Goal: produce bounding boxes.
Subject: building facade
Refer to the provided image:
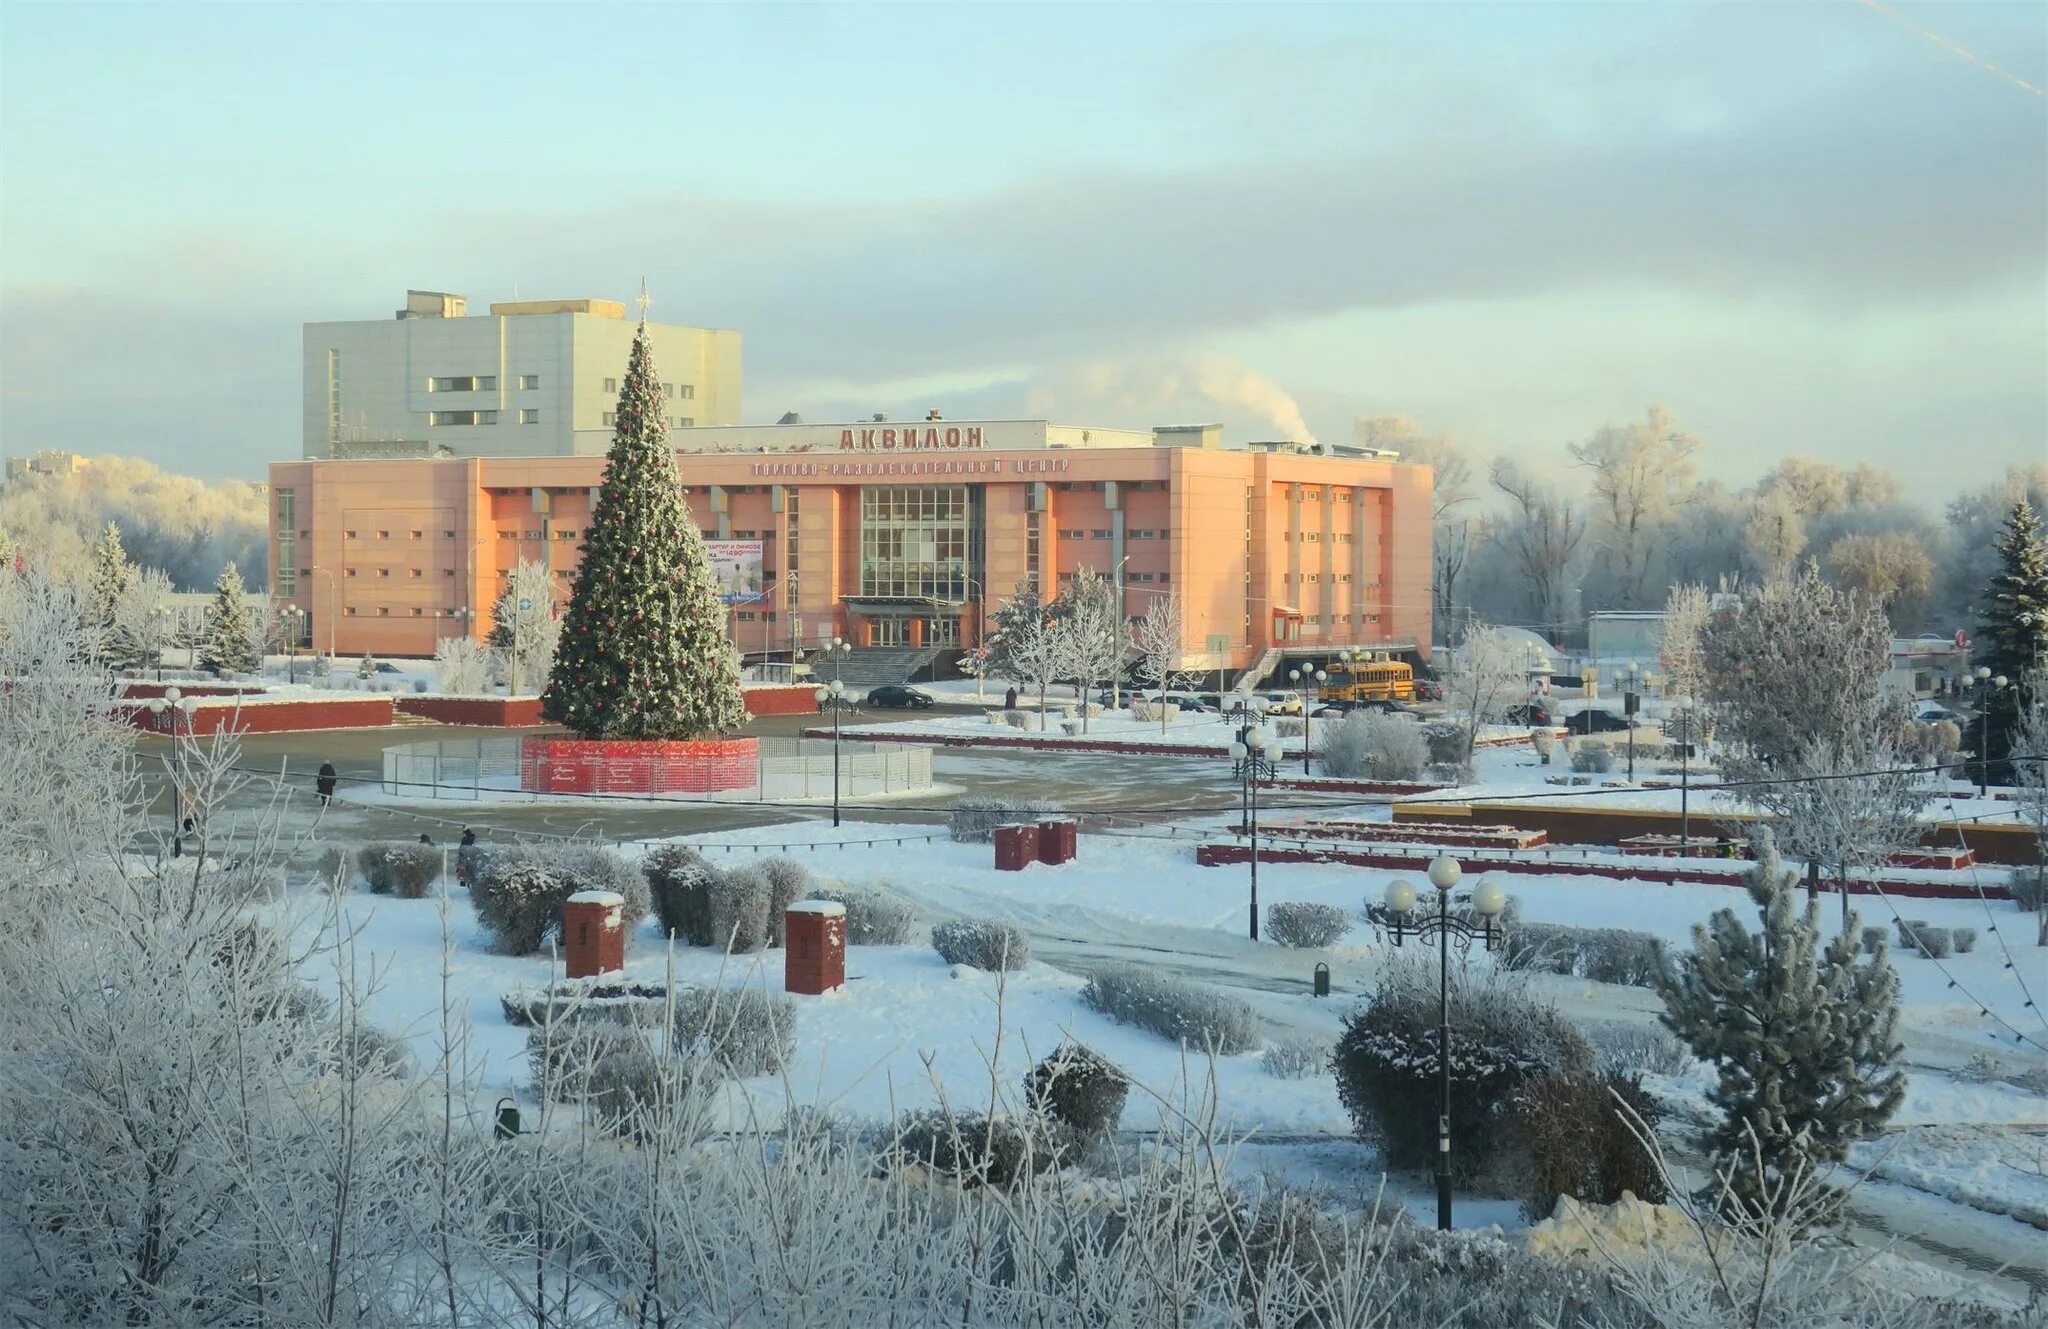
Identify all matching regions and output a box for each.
[267,420,1432,673]
[302,290,741,460]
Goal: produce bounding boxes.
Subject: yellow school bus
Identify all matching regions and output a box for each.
[1319,658,1414,703]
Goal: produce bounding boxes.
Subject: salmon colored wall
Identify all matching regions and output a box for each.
[273,449,1434,665]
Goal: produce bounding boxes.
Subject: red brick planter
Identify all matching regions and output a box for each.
[1258,775,1450,797]
[396,696,547,727]
[518,735,759,795]
[123,696,394,735]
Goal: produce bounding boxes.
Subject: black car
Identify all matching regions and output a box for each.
[1504,703,1553,726]
[866,684,935,710]
[1564,708,1636,735]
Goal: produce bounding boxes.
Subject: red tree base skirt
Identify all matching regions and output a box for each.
[519,736,758,795]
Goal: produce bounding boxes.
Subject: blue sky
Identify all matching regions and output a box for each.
[2,1,2042,492]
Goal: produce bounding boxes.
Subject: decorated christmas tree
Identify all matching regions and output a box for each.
[541,320,747,740]
[199,562,259,675]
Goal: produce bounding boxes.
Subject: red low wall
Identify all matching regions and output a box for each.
[743,686,819,717]
[395,696,547,727]
[1193,842,2009,901]
[124,697,394,735]
[518,735,759,794]
[120,681,262,700]
[802,727,1240,757]
[1260,775,1450,796]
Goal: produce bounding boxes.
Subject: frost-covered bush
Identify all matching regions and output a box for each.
[1589,1024,1693,1079]
[314,844,351,890]
[948,795,1057,843]
[1023,1040,1128,1140]
[1263,901,1350,948]
[1318,712,1424,780]
[759,855,810,947]
[2012,868,2046,912]
[1272,717,1304,739]
[550,845,650,930]
[1260,1034,1332,1080]
[708,864,771,953]
[355,843,395,894]
[1915,927,1953,958]
[1570,742,1615,774]
[1895,918,1932,949]
[432,635,492,696]
[1420,719,1469,765]
[1001,709,1031,730]
[808,884,918,945]
[931,917,1031,970]
[670,986,796,1077]
[472,848,576,954]
[378,843,443,899]
[1080,964,1259,1054]
[1502,921,1661,988]
[1950,926,1977,954]
[1514,1069,1666,1220]
[1334,957,1592,1176]
[644,843,716,945]
[1859,925,1888,955]
[887,1110,1051,1187]
[1316,712,1373,778]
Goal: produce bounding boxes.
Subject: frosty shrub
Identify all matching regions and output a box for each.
[580,1035,672,1139]
[355,842,395,893]
[1260,1034,1332,1080]
[550,845,650,931]
[1570,743,1615,774]
[2012,868,2046,912]
[1420,719,1470,766]
[1589,1025,1693,1079]
[1915,927,1953,958]
[1316,711,1372,778]
[376,842,442,899]
[1263,901,1350,948]
[1894,917,1932,949]
[1272,717,1305,739]
[1315,711,1425,780]
[1426,760,1472,785]
[931,917,1031,970]
[708,864,771,953]
[1513,1070,1666,1221]
[1950,926,1977,954]
[1001,709,1030,730]
[948,795,1057,843]
[808,884,918,945]
[1080,964,1260,1054]
[528,1021,646,1103]
[1023,1040,1128,1140]
[1859,925,1887,955]
[1503,922,1661,988]
[643,842,716,945]
[1371,1219,1646,1328]
[887,1110,1050,1188]
[671,986,796,1077]
[313,843,351,890]
[1334,956,1592,1176]
[471,846,577,954]
[759,855,811,947]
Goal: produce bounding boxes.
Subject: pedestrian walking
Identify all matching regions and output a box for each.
[456,828,479,889]
[1004,685,1018,710]
[316,761,338,807]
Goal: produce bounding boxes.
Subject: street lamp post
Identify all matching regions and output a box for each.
[1289,666,1327,775]
[813,678,846,827]
[152,604,172,681]
[1973,667,2010,796]
[147,688,188,857]
[1367,856,1509,1231]
[282,605,304,683]
[307,567,339,659]
[1110,556,1133,709]
[1611,662,1642,782]
[830,636,851,687]
[1228,714,1284,941]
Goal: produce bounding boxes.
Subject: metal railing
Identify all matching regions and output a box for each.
[380,735,932,803]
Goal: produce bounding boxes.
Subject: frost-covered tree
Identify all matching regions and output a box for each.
[1825,530,1933,626]
[2012,675,2048,946]
[1742,490,1806,580]
[1442,619,1535,766]
[109,565,174,674]
[1489,459,1584,630]
[486,558,560,694]
[1569,405,1700,610]
[1054,566,1124,729]
[990,580,1070,716]
[198,560,259,675]
[542,321,747,740]
[1658,828,1904,1221]
[1977,498,2048,689]
[432,635,493,696]
[1131,590,1195,731]
[84,521,136,664]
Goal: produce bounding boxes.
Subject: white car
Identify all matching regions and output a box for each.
[1913,702,1962,725]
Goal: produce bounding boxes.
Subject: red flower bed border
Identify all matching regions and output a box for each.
[1191,842,2008,901]
[518,735,759,795]
[123,697,394,735]
[800,727,1244,758]
[396,696,547,728]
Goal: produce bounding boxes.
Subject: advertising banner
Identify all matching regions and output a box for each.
[705,540,765,604]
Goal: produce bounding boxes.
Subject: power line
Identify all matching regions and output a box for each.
[1854,0,2045,98]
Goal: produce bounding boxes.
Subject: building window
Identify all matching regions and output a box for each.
[444,569,455,577]
[603,411,616,427]
[409,530,422,540]
[429,410,498,426]
[408,569,423,579]
[345,607,357,616]
[681,385,696,400]
[660,383,674,398]
[346,568,358,578]
[377,569,391,579]
[678,417,694,428]
[520,408,541,424]
[377,530,390,540]
[519,374,539,390]
[411,608,424,617]
[377,607,389,617]
[344,530,357,541]
[859,485,974,601]
[737,611,756,622]
[1091,529,1111,539]
[428,375,495,392]
[603,378,618,394]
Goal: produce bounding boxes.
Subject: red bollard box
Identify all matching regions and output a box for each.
[1036,818,1078,865]
[993,822,1041,871]
[563,890,627,979]
[785,901,846,996]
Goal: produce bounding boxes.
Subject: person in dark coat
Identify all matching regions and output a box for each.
[1004,685,1018,710]
[456,828,480,888]
[316,761,338,806]
[418,832,434,845]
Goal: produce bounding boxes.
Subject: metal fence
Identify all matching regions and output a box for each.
[381,735,931,803]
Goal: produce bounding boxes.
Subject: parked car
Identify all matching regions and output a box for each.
[866,684,935,710]
[1913,702,1963,725]
[1563,708,1636,735]
[1504,703,1553,726]
[1258,690,1305,715]
[1413,679,1444,702]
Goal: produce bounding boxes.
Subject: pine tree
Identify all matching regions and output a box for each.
[541,321,746,740]
[86,522,136,665]
[1979,498,2048,686]
[1657,828,1904,1221]
[198,562,259,675]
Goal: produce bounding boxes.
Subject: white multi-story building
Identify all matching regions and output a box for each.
[301,290,741,460]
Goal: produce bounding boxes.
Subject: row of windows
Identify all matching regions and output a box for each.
[1284,531,1359,543]
[1284,572,1362,584]
[1300,613,1383,625]
[1053,527,1174,540]
[601,412,695,428]
[430,410,498,426]
[600,379,695,399]
[428,374,547,392]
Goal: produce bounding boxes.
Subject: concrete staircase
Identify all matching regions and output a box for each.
[818,645,945,689]
[1233,646,1285,693]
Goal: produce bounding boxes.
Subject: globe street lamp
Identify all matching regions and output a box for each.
[829,636,852,687]
[1973,667,2010,796]
[282,605,305,683]
[1229,720,1286,941]
[1367,854,1509,1231]
[1610,661,1642,782]
[814,678,846,827]
[1289,666,1327,775]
